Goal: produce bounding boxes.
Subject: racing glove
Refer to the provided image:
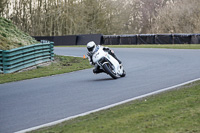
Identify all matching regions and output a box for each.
[87,52,94,65]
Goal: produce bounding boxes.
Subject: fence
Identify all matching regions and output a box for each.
[33,34,103,46]
[104,34,200,45]
[33,34,200,46]
[0,42,54,74]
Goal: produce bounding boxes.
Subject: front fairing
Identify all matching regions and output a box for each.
[91,46,124,76]
[92,46,105,63]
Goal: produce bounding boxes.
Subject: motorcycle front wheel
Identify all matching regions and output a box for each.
[102,63,118,79]
[120,70,126,77]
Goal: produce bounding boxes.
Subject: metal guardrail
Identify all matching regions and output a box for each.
[0,42,54,74]
[0,50,3,74]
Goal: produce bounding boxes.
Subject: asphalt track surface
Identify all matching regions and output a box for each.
[0,47,200,133]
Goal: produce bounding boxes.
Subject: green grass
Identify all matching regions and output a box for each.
[56,44,200,49]
[0,55,92,84]
[30,80,200,133]
[0,17,38,50]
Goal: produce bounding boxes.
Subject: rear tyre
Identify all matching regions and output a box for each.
[102,63,118,79]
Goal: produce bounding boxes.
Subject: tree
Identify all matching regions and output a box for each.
[1,0,199,35]
[152,0,200,33]
[0,0,7,14]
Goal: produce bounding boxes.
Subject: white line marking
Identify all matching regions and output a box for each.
[15,78,200,133]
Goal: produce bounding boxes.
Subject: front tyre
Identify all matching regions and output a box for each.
[102,63,118,79]
[120,70,126,77]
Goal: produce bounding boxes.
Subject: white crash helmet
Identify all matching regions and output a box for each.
[87,41,96,53]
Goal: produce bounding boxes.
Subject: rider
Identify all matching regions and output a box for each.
[87,41,122,74]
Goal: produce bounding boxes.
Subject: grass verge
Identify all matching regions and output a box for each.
[30,80,200,133]
[0,17,38,50]
[0,55,92,84]
[56,44,200,49]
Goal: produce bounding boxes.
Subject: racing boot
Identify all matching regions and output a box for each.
[93,65,104,74]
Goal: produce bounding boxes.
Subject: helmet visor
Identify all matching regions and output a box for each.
[87,45,95,52]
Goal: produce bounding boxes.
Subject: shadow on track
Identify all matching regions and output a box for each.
[92,77,114,81]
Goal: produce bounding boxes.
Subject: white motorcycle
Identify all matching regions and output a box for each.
[88,46,126,79]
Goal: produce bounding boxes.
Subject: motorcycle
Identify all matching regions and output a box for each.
[87,46,126,79]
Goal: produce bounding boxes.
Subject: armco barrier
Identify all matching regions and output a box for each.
[0,50,3,73]
[0,42,54,74]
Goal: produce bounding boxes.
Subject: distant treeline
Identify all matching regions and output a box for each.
[0,0,200,36]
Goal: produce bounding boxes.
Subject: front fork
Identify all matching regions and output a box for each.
[97,57,109,73]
